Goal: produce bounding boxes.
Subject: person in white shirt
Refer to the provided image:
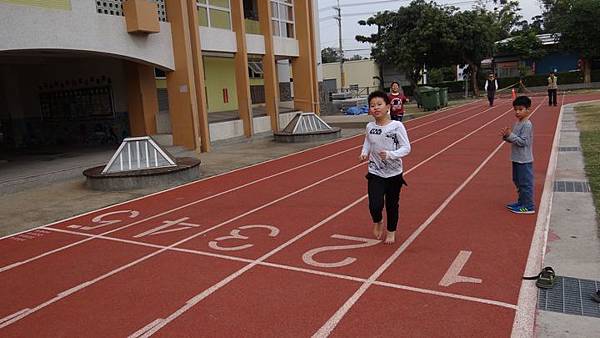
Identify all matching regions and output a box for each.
[359,91,411,244]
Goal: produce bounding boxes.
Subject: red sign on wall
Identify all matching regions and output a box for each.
[223,88,228,103]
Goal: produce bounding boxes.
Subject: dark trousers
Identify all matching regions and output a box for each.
[512,162,535,209]
[548,89,557,106]
[487,90,496,106]
[367,173,405,231]
[391,113,403,122]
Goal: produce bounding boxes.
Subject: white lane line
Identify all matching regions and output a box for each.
[0,101,511,330]
[0,146,361,273]
[375,281,517,310]
[131,103,519,337]
[312,100,544,337]
[0,99,479,243]
[0,130,364,242]
[0,309,30,326]
[46,220,517,312]
[0,162,368,329]
[0,101,496,273]
[136,198,368,338]
[128,319,164,338]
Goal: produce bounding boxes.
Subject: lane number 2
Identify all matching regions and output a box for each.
[302,234,380,268]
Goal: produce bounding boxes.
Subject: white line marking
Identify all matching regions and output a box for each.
[135,198,369,338]
[302,234,380,268]
[128,318,164,338]
[0,162,368,328]
[0,308,30,326]
[0,101,508,330]
[313,101,545,337]
[131,103,520,337]
[0,101,493,272]
[375,281,516,310]
[438,250,482,287]
[0,129,365,242]
[44,224,517,311]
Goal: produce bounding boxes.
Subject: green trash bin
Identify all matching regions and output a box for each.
[420,87,439,111]
[439,87,448,107]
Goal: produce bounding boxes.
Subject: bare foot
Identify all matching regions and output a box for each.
[384,231,395,244]
[373,221,383,240]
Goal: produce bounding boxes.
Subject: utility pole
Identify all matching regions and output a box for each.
[334,0,345,90]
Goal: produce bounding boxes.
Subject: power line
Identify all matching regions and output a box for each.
[319,0,478,17]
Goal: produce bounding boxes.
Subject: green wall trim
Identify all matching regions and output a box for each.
[1,0,71,10]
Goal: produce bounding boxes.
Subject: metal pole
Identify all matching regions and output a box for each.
[334,0,345,90]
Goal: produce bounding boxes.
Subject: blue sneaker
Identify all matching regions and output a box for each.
[506,202,520,209]
[508,205,535,214]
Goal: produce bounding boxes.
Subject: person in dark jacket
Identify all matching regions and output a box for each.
[484,73,498,107]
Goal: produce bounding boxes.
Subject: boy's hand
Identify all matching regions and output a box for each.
[500,127,511,137]
[378,151,388,160]
[359,154,368,162]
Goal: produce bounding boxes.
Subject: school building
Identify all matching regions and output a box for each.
[0,0,321,152]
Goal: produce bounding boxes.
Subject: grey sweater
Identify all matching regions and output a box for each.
[504,119,533,163]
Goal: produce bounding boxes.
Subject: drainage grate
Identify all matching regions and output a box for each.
[561,129,580,132]
[558,147,581,152]
[538,276,600,318]
[562,119,576,122]
[553,181,591,192]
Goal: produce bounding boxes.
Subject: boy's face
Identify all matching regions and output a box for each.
[369,97,389,118]
[391,83,399,92]
[514,105,530,120]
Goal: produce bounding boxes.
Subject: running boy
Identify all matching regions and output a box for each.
[501,95,535,214]
[359,91,411,244]
[388,81,409,121]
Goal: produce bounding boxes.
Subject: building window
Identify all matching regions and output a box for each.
[271,0,294,38]
[96,0,168,22]
[197,0,232,30]
[248,60,264,79]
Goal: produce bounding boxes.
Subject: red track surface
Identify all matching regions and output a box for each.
[1,94,598,337]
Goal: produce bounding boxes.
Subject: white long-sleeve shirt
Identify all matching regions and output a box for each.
[360,120,411,178]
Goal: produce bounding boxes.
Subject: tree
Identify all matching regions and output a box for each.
[448,9,498,96]
[355,1,456,88]
[543,0,600,83]
[346,54,363,61]
[321,47,341,64]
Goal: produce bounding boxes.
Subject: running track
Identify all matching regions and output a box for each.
[1,93,598,337]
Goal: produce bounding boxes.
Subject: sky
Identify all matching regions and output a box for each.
[317,0,545,58]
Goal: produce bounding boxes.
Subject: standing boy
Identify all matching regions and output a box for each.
[360,91,411,244]
[484,73,498,107]
[388,81,409,121]
[501,96,535,214]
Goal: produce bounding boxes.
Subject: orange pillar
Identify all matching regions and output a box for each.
[291,0,318,113]
[186,0,211,152]
[164,0,201,150]
[258,0,280,132]
[126,62,158,136]
[231,0,253,137]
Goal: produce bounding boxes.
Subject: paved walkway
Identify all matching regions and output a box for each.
[536,101,600,337]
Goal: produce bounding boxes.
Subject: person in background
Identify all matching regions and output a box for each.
[484,73,498,107]
[388,81,409,121]
[547,71,558,106]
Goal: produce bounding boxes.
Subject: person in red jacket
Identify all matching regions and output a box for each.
[388,81,409,121]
